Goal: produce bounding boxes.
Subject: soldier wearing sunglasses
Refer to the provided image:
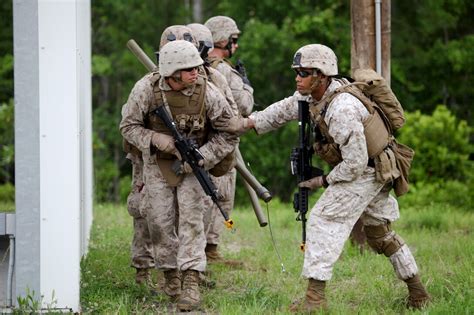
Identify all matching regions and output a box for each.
[216,44,430,312]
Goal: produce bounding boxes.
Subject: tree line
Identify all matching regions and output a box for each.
[0,0,472,204]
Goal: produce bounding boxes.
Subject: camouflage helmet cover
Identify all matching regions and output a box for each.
[291,44,338,76]
[204,16,241,43]
[159,40,204,77]
[159,25,198,49]
[187,23,214,49]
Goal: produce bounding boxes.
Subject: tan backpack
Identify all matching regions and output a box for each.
[351,69,412,196]
[351,68,405,132]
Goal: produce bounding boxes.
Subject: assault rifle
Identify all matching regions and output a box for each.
[154,105,234,229]
[290,100,324,251]
[235,59,251,86]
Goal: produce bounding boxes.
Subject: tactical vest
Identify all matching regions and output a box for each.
[146,73,208,157]
[310,78,401,185]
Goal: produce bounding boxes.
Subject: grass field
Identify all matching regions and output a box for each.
[80,191,474,314]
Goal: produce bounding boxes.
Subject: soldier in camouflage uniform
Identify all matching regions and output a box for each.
[187,22,242,265]
[123,149,155,285]
[218,44,430,311]
[203,15,253,262]
[122,24,202,288]
[120,40,238,311]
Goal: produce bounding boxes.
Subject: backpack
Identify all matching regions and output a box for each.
[351,68,405,132]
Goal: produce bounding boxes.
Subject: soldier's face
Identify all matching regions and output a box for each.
[180,66,199,85]
[295,68,314,95]
[230,36,239,54]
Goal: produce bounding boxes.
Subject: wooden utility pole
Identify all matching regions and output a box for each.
[351,0,391,84]
[349,0,391,252]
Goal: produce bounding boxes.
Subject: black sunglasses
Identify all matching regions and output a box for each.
[294,69,313,78]
[231,37,239,44]
[181,66,199,72]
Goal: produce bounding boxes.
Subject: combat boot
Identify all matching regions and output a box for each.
[177,270,201,311]
[404,274,430,309]
[205,243,243,267]
[163,269,181,302]
[289,279,327,313]
[135,268,153,286]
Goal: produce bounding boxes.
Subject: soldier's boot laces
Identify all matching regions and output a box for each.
[205,244,243,267]
[177,270,201,312]
[405,274,431,309]
[289,279,327,313]
[163,269,181,302]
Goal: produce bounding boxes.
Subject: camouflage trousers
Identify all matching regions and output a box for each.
[141,160,207,272]
[203,168,236,245]
[302,167,418,281]
[127,155,154,269]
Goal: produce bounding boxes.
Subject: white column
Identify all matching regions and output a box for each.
[14,0,91,312]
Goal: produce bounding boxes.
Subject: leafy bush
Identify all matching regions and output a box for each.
[397,105,473,183]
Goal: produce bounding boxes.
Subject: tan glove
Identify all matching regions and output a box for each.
[214,116,253,135]
[179,159,205,174]
[298,176,328,190]
[151,133,179,157]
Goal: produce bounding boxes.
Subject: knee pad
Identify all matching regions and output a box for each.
[364,223,405,257]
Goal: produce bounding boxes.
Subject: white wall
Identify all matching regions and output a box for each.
[14,0,92,312]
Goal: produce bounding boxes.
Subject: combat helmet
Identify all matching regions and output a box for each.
[291,44,338,76]
[159,40,204,77]
[159,25,198,49]
[187,23,214,50]
[204,16,240,43]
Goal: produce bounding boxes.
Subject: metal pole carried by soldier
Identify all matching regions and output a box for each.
[120,40,238,311]
[217,44,431,312]
[203,15,255,263]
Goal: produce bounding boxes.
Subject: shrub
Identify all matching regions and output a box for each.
[397,105,473,183]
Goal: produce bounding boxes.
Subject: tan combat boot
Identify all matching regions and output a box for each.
[135,268,152,286]
[205,243,243,267]
[289,279,327,313]
[177,270,201,311]
[163,269,181,302]
[405,274,431,309]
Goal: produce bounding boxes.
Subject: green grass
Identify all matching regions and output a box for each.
[81,197,474,314]
[0,201,14,212]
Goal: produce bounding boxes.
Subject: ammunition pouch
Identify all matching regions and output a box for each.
[373,146,400,185]
[156,156,183,187]
[313,142,342,167]
[391,140,415,196]
[365,223,405,257]
[209,150,236,177]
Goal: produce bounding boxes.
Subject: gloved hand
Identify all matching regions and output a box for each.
[151,133,180,158]
[298,176,328,190]
[214,116,253,135]
[178,159,205,174]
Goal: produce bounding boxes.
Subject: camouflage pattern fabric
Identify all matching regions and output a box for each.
[213,61,254,117]
[126,152,154,269]
[203,168,237,245]
[120,73,238,272]
[250,79,420,281]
